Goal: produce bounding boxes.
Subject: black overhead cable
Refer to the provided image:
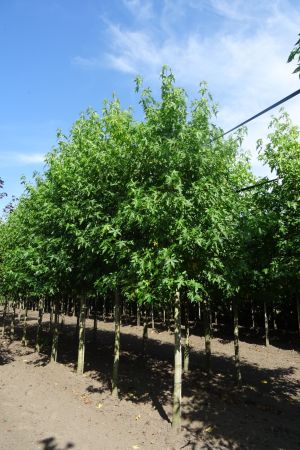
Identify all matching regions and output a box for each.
[215,88,300,141]
[236,177,279,193]
[216,88,300,193]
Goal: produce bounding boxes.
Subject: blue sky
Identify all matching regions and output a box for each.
[1,0,299,211]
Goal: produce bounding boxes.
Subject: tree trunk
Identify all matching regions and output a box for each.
[233,298,242,386]
[172,290,182,432]
[272,303,277,331]
[35,298,44,352]
[112,290,120,397]
[51,299,59,362]
[296,297,300,338]
[93,300,98,342]
[250,299,255,329]
[204,300,212,375]
[10,303,15,341]
[49,299,54,332]
[103,296,106,322]
[142,309,148,356]
[183,300,190,373]
[151,305,154,329]
[136,303,141,327]
[22,302,28,346]
[264,300,269,347]
[77,296,86,375]
[1,300,7,337]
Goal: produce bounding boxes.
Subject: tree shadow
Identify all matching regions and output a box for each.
[9,312,300,450]
[38,437,74,450]
[0,341,14,365]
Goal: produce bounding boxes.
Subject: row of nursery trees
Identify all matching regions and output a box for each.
[0,69,299,431]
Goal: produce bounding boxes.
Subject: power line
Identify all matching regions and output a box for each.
[236,177,279,193]
[216,88,300,141]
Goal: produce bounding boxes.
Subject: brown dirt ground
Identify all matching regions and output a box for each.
[0,310,299,450]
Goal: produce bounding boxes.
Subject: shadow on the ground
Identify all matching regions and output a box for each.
[38,437,75,450]
[7,312,300,450]
[0,340,14,365]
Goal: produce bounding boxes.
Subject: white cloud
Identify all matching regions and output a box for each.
[0,152,45,166]
[17,153,45,164]
[122,0,154,21]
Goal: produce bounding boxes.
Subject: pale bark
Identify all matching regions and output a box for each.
[183,300,190,373]
[103,297,107,322]
[142,309,148,356]
[49,299,54,332]
[172,290,182,432]
[233,298,242,386]
[112,290,120,397]
[204,301,212,375]
[264,300,269,347]
[1,300,7,337]
[93,300,97,342]
[77,296,86,375]
[250,299,255,329]
[51,299,59,362]
[136,303,141,327]
[35,298,44,352]
[22,302,28,346]
[151,305,154,329]
[10,302,15,341]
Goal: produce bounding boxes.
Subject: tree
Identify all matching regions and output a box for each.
[287,33,300,77]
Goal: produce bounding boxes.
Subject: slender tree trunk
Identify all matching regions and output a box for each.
[204,300,212,375]
[10,303,15,341]
[93,300,98,342]
[296,297,300,338]
[142,309,148,356]
[35,298,44,352]
[264,300,269,347]
[103,296,106,322]
[183,300,190,373]
[250,299,255,329]
[272,302,277,331]
[112,290,120,397]
[163,308,166,325]
[51,299,59,362]
[151,305,154,330]
[22,302,28,346]
[233,298,242,386]
[1,300,7,337]
[172,290,182,432]
[77,296,86,375]
[18,301,22,323]
[136,303,141,327]
[198,302,201,321]
[49,298,54,333]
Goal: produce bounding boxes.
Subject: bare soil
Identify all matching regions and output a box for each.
[0,311,299,450]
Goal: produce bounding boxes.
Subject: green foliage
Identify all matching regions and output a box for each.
[1,68,298,322]
[287,33,300,76]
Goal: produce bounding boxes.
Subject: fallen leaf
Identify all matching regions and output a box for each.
[261,380,268,384]
[135,414,141,421]
[96,403,103,409]
[132,446,140,449]
[204,426,213,433]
